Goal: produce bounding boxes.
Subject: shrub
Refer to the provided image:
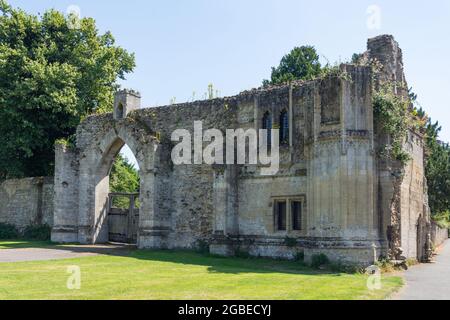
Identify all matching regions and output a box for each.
[195,239,210,255]
[0,223,19,240]
[284,237,297,248]
[23,224,51,241]
[294,251,305,262]
[373,84,412,164]
[311,253,330,269]
[234,248,251,259]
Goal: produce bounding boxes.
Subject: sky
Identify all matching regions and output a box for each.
[8,0,450,166]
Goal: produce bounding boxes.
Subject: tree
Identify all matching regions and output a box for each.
[424,118,450,217]
[0,1,135,179]
[110,154,140,209]
[413,93,450,219]
[110,154,140,194]
[263,45,322,86]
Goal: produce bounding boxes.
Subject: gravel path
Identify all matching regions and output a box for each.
[394,240,450,300]
[0,244,135,263]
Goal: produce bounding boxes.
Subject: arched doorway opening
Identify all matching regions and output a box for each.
[53,117,163,248]
[89,136,146,245]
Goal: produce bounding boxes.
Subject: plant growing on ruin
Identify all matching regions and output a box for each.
[284,237,297,248]
[55,136,76,149]
[373,84,412,164]
[263,45,354,88]
[263,45,322,86]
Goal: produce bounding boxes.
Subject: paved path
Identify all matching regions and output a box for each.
[0,244,135,263]
[394,240,450,300]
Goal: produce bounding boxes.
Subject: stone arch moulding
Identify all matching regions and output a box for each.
[52,118,169,249]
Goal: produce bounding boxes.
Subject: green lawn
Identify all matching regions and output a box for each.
[0,242,403,300]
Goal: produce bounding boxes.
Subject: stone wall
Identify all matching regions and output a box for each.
[51,60,382,265]
[400,130,427,259]
[0,177,54,230]
[431,221,449,248]
[49,34,433,266]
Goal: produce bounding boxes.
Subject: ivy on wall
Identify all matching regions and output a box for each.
[373,84,412,164]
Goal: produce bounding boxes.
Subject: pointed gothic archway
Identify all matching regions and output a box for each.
[77,123,161,246]
[52,109,170,249]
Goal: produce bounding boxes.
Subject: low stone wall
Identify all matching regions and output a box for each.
[431,221,449,247]
[0,177,54,230]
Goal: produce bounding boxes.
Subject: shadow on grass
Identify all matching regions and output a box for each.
[0,240,343,276]
[129,249,343,277]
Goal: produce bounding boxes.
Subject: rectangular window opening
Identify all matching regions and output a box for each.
[292,201,302,231]
[275,200,287,231]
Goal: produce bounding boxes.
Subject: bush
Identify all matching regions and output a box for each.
[375,259,396,273]
[234,248,251,259]
[294,251,305,262]
[22,224,51,241]
[195,239,210,255]
[311,253,330,269]
[284,237,297,248]
[0,223,19,240]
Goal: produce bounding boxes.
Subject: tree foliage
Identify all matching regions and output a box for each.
[0,1,135,179]
[423,117,450,216]
[263,45,322,86]
[410,89,450,218]
[110,154,140,194]
[110,154,140,209]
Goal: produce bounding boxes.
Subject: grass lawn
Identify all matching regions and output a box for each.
[0,241,403,300]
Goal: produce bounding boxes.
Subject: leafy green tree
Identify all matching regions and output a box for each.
[110,154,140,194]
[263,46,322,86]
[413,92,450,219]
[110,154,140,209]
[423,118,450,216]
[0,1,135,179]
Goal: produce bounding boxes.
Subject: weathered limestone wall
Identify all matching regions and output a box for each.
[51,64,390,264]
[0,177,54,230]
[431,222,449,248]
[51,144,79,242]
[49,34,432,266]
[400,130,427,259]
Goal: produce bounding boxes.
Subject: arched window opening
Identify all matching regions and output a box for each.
[262,112,272,148]
[280,110,289,145]
[117,103,124,119]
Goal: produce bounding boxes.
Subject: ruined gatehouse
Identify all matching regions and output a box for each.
[49,35,437,265]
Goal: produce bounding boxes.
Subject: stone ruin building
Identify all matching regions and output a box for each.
[45,35,444,265]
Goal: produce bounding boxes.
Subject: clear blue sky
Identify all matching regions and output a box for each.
[9,0,450,165]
